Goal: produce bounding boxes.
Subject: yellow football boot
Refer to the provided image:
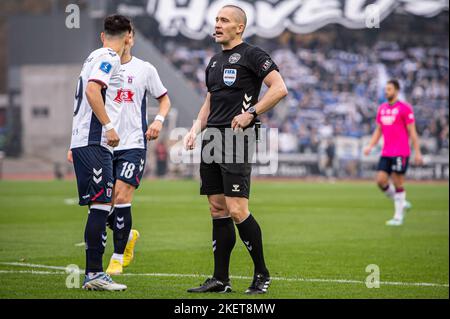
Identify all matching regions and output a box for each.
[123,229,140,268]
[106,258,123,275]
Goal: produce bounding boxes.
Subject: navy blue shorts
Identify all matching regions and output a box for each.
[113,148,146,189]
[72,145,114,206]
[377,156,410,175]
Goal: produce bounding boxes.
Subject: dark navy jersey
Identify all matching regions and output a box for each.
[205,42,279,127]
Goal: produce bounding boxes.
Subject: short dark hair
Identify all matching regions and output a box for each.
[387,79,400,91]
[222,5,247,27]
[104,14,132,36]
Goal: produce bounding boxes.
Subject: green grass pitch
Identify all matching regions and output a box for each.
[0,179,448,299]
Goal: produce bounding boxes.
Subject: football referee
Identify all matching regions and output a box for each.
[184,5,287,294]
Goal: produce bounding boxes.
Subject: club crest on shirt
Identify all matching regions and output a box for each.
[229,53,241,64]
[128,76,134,84]
[223,69,237,86]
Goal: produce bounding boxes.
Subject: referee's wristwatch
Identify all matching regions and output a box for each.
[247,106,258,119]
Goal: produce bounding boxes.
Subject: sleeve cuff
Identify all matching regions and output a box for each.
[156,91,168,99]
[88,79,108,88]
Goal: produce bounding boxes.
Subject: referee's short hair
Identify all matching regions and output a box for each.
[387,79,400,91]
[222,4,247,27]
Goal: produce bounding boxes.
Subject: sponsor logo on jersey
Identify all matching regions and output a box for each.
[223,69,237,86]
[261,59,273,71]
[229,53,241,64]
[114,88,135,103]
[380,115,397,125]
[99,61,112,74]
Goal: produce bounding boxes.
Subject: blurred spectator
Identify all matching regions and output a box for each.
[149,14,448,155]
[155,142,168,177]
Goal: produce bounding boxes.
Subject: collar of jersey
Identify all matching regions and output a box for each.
[222,42,246,52]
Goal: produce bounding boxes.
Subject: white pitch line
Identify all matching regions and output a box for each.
[0,262,71,271]
[0,262,448,288]
[0,270,65,275]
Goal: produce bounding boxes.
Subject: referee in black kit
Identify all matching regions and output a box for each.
[184,5,287,294]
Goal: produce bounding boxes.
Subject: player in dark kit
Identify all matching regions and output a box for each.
[184,5,288,294]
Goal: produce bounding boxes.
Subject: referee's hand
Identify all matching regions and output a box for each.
[232,112,253,131]
[184,131,197,150]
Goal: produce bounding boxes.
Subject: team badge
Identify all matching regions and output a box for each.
[229,53,241,64]
[128,76,134,84]
[99,61,112,74]
[223,69,237,86]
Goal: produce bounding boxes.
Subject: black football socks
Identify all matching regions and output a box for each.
[212,217,236,282]
[236,214,269,276]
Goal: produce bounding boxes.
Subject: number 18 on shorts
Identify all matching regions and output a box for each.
[113,149,147,188]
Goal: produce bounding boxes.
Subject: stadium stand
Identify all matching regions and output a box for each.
[149,14,449,156]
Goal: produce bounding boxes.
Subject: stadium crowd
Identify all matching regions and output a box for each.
[157,16,449,156]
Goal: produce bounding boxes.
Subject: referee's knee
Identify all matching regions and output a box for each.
[209,203,229,219]
[227,205,249,224]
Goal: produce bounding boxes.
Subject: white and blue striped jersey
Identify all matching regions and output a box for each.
[114,56,167,151]
[70,47,123,152]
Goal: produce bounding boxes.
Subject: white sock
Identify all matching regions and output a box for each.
[128,230,134,242]
[111,253,124,264]
[394,191,406,220]
[384,184,395,200]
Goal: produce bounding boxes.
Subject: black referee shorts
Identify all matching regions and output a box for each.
[200,127,256,199]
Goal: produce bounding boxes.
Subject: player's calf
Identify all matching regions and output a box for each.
[376,171,395,200]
